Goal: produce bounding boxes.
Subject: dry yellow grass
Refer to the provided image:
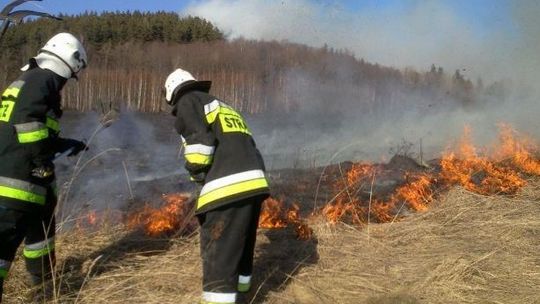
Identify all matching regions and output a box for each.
[3,180,540,303]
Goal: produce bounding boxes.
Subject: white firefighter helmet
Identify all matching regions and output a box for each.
[25,32,88,79]
[164,68,211,105]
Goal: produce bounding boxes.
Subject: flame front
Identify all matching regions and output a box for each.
[80,124,539,239]
[320,123,540,227]
[440,125,527,195]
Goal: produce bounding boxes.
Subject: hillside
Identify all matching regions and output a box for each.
[0,12,497,114]
[3,181,539,303]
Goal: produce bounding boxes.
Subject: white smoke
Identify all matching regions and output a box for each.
[185,0,538,84]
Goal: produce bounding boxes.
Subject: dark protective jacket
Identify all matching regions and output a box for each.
[173,90,270,214]
[0,62,68,212]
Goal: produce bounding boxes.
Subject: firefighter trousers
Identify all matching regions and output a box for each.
[0,193,56,303]
[197,195,264,304]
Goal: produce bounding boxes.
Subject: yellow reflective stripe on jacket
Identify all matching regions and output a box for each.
[0,177,47,205]
[2,87,20,98]
[46,116,60,132]
[198,170,268,209]
[23,239,55,259]
[184,143,215,165]
[0,186,46,205]
[14,122,49,143]
[185,153,214,165]
[17,128,49,143]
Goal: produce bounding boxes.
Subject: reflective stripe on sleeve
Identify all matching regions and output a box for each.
[24,237,55,259]
[185,144,215,156]
[198,170,268,208]
[0,177,47,205]
[46,116,60,132]
[14,122,49,143]
[184,144,215,165]
[202,291,236,304]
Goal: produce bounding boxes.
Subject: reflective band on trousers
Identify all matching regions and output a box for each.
[185,143,215,165]
[24,237,55,259]
[238,275,251,284]
[0,259,11,279]
[14,122,49,143]
[202,291,236,304]
[198,170,268,209]
[237,275,252,292]
[0,176,47,205]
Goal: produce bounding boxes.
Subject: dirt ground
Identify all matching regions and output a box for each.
[3,177,539,303]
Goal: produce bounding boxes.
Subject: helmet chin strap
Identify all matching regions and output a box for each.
[39,49,78,79]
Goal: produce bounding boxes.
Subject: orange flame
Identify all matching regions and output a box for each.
[259,198,313,239]
[494,123,540,175]
[391,174,435,212]
[321,162,379,225]
[87,210,97,226]
[127,193,196,236]
[321,124,540,227]
[440,126,526,195]
[259,197,288,229]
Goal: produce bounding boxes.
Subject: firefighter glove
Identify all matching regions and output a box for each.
[190,173,206,184]
[32,164,54,179]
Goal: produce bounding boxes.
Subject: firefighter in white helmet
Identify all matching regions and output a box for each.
[0,32,88,302]
[165,68,270,304]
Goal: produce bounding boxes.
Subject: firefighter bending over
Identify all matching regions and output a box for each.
[0,33,88,302]
[165,69,270,304]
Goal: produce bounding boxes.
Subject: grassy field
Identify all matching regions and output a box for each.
[3,180,540,303]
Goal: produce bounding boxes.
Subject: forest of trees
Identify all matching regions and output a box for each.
[0,12,503,114]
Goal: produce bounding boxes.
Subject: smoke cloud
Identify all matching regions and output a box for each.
[185,0,538,85]
[183,0,540,168]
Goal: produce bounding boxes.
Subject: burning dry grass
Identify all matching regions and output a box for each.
[3,181,539,303]
[280,185,540,304]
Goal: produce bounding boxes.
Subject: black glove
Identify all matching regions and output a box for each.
[32,163,55,179]
[190,172,206,184]
[57,138,88,157]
